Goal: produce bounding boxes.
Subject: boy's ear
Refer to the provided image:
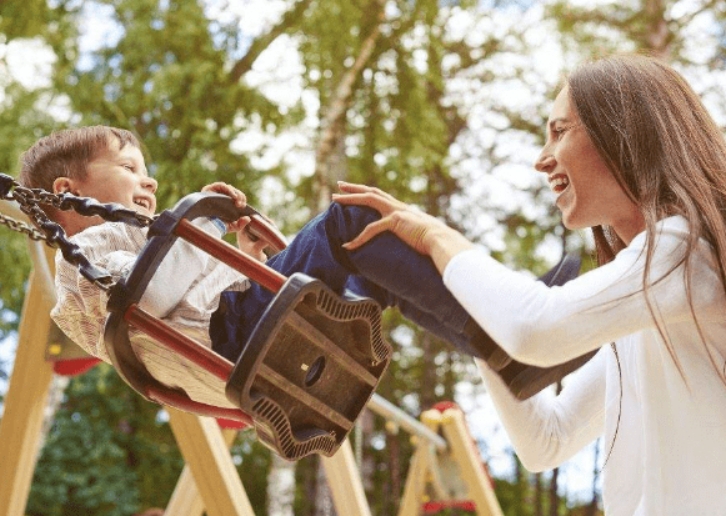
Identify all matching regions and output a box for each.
[52,177,75,194]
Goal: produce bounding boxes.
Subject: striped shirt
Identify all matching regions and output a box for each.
[52,219,249,407]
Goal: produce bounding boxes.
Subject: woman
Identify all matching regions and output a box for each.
[333,54,726,515]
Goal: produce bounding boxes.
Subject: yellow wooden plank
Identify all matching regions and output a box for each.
[439,409,504,516]
[167,409,255,516]
[320,439,372,516]
[0,264,56,516]
[397,437,433,516]
[164,428,238,516]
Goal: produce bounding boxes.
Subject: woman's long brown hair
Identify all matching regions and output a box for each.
[568,54,726,381]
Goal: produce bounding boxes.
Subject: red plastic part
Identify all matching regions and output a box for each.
[431,400,459,413]
[422,500,476,514]
[52,357,101,377]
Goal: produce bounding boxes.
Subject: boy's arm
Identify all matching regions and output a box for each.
[139,217,225,316]
[52,219,225,362]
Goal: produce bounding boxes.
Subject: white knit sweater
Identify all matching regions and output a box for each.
[443,216,726,515]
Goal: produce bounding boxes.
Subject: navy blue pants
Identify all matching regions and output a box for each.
[210,203,481,361]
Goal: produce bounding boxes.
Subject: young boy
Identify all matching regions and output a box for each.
[19,126,505,383]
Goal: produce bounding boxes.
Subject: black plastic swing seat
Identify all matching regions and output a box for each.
[102,192,391,461]
[226,272,390,460]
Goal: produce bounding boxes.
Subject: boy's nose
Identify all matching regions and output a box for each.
[143,176,158,193]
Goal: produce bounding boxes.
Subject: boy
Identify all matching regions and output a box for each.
[19,126,505,387]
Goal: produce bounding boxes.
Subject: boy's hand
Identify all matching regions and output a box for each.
[200,182,267,261]
[202,182,247,209]
[230,216,268,262]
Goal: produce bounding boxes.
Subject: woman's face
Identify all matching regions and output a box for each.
[535,85,644,243]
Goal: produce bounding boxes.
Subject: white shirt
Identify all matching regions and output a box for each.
[443,216,726,515]
[52,219,249,407]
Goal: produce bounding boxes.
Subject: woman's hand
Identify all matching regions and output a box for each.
[332,182,475,272]
[331,182,442,254]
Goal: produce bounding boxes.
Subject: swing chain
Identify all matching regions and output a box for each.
[0,212,48,241]
[1,173,156,291]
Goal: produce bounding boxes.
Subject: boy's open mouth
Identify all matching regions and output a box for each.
[134,198,152,210]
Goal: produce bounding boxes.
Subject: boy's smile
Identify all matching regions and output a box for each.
[55,137,157,218]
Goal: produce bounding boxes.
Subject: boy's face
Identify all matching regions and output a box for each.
[57,137,157,218]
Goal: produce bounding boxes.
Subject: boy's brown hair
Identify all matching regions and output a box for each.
[17,125,140,221]
[19,125,140,191]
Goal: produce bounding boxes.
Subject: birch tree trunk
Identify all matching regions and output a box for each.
[267,453,297,516]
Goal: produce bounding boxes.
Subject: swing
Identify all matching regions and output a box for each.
[103,192,391,460]
[1,172,594,459]
[1,173,391,461]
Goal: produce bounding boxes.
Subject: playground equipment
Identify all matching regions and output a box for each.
[2,174,392,460]
[0,192,504,516]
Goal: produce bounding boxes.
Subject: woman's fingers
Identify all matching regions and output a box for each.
[334,182,437,253]
[335,182,407,210]
[342,218,391,250]
[342,211,431,254]
[332,191,405,216]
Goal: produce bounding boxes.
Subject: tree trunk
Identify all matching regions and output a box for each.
[586,440,601,516]
[313,1,385,213]
[267,453,296,516]
[548,467,559,516]
[314,459,335,516]
[643,0,671,59]
[533,472,543,516]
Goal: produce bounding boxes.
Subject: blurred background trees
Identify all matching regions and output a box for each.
[1,0,724,514]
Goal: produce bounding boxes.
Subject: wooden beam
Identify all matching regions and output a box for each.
[438,409,503,516]
[0,246,57,516]
[166,408,255,516]
[320,439,372,516]
[164,428,239,516]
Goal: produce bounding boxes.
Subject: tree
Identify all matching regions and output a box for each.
[4,0,725,513]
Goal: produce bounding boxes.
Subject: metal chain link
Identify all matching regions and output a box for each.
[0,212,47,241]
[1,173,157,291]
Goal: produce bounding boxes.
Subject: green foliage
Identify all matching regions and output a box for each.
[3,0,724,514]
[0,0,49,40]
[0,84,63,336]
[27,365,184,516]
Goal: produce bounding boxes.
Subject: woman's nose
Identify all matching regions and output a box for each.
[535,151,555,173]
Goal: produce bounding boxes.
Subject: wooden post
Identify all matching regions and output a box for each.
[164,428,239,516]
[396,438,433,516]
[320,439,372,516]
[0,246,57,516]
[166,408,255,516]
[436,408,504,516]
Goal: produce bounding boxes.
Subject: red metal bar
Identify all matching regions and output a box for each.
[146,386,253,427]
[175,218,286,293]
[124,305,233,382]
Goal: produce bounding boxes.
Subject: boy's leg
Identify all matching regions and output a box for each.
[210,203,499,361]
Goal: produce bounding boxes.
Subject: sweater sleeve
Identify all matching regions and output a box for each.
[442,218,723,367]
[476,348,606,472]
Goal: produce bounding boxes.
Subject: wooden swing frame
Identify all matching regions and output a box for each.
[0,197,505,516]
